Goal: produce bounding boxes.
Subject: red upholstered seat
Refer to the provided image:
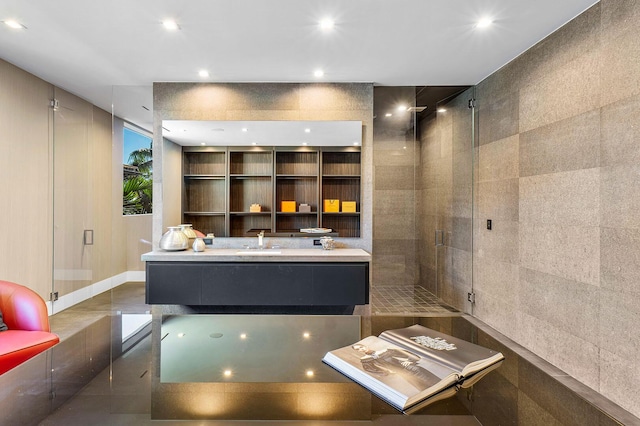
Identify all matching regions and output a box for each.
[0,280,59,375]
[0,330,59,374]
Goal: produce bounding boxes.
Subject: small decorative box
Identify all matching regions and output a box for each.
[324,199,340,212]
[250,203,261,212]
[281,201,296,212]
[299,203,311,213]
[342,201,356,212]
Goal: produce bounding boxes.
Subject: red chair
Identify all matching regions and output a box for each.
[0,280,59,375]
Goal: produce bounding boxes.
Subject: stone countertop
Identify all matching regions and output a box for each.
[141,248,371,262]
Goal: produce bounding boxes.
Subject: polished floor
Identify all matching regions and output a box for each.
[39,283,478,425]
[35,283,637,425]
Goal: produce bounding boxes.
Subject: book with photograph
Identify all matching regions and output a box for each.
[322,324,504,414]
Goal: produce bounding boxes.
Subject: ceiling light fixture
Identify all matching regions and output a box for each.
[304,128,311,133]
[397,105,407,112]
[3,20,26,29]
[476,17,493,28]
[242,128,248,132]
[162,19,180,30]
[314,69,324,78]
[319,18,334,31]
[302,142,308,146]
[437,108,447,113]
[385,113,392,117]
[199,70,210,78]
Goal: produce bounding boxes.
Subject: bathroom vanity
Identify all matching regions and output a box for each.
[141,248,371,306]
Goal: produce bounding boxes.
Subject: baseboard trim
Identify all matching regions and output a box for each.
[47,271,146,315]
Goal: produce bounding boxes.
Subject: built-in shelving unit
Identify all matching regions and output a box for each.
[182,146,361,237]
[182,148,227,237]
[321,151,361,238]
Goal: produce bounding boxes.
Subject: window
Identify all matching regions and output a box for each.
[123,125,153,215]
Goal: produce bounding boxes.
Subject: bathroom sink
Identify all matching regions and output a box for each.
[235,250,282,255]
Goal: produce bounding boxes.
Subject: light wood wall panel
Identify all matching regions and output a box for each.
[0,59,53,300]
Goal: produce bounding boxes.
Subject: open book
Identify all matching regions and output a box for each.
[322,324,504,414]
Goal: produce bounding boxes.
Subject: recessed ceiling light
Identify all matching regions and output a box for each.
[240,333,247,339]
[251,142,257,146]
[319,18,334,31]
[437,108,447,113]
[200,142,206,146]
[304,128,311,133]
[303,332,310,339]
[385,113,392,117]
[242,128,248,132]
[353,142,360,146]
[476,17,493,28]
[314,69,324,78]
[162,19,180,30]
[397,105,408,112]
[199,70,210,78]
[302,142,308,146]
[306,370,314,377]
[3,20,26,29]
[223,370,232,377]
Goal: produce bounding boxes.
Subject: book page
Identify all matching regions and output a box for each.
[323,335,459,409]
[379,324,504,377]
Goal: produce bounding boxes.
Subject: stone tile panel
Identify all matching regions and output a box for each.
[478,135,519,182]
[519,109,600,177]
[520,222,600,286]
[519,168,600,227]
[519,50,600,133]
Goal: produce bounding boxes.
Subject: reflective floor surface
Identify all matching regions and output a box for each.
[4,282,632,425]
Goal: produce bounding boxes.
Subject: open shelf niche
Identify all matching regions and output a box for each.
[182,146,361,237]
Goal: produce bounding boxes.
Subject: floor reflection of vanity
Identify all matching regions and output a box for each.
[142,248,371,307]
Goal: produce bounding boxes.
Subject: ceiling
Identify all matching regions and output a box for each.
[0,0,597,131]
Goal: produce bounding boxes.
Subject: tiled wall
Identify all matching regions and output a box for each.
[372,87,419,287]
[473,1,640,417]
[152,83,374,252]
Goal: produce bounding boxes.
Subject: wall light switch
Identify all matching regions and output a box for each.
[487,220,492,230]
[83,229,94,245]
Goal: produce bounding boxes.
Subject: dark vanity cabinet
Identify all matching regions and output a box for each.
[145,261,369,306]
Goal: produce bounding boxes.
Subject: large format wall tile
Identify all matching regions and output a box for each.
[478,92,519,146]
[519,50,600,133]
[520,223,599,286]
[600,15,640,106]
[518,313,600,390]
[598,288,640,362]
[600,95,640,167]
[478,135,519,182]
[519,168,599,227]
[473,291,519,341]
[373,165,417,190]
[514,3,601,93]
[476,220,519,264]
[599,349,640,420]
[473,257,519,307]
[519,267,599,346]
[478,178,519,222]
[519,109,600,177]
[600,227,640,295]
[600,164,640,230]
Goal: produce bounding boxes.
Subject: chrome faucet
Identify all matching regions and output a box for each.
[257,230,264,249]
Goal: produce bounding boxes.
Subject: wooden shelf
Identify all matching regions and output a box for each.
[182,146,361,238]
